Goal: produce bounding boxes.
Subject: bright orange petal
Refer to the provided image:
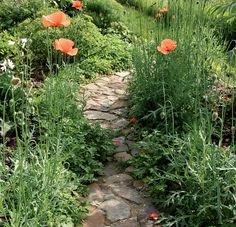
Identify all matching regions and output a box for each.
[67,48,78,56]
[58,39,74,52]
[159,8,168,13]
[42,16,54,27]
[54,39,61,50]
[62,19,70,27]
[47,11,70,27]
[157,46,169,54]
[161,39,177,51]
[72,1,83,10]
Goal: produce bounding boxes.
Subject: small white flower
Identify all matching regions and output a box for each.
[8,40,15,45]
[21,38,28,48]
[0,59,15,72]
[7,59,15,70]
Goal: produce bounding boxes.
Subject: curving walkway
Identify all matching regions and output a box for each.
[80,72,159,227]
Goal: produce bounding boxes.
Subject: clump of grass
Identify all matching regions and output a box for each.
[128,0,226,133]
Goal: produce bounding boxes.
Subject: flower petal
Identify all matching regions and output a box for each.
[58,38,74,52]
[157,46,169,54]
[42,15,54,27]
[54,39,61,50]
[67,48,78,56]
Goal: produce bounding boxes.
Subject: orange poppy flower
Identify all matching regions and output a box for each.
[72,0,83,10]
[129,117,137,123]
[159,8,168,13]
[54,38,78,56]
[149,213,160,220]
[157,39,177,55]
[42,11,70,28]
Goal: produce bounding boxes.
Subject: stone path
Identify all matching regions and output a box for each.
[79,72,159,227]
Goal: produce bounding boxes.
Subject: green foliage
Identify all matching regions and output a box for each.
[212,0,236,49]
[0,0,47,30]
[0,32,18,61]
[86,0,124,29]
[131,129,236,226]
[1,142,87,226]
[128,6,225,132]
[34,71,114,183]
[15,14,132,77]
[0,74,29,138]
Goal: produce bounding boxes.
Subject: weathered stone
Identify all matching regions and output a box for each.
[110,184,143,204]
[114,152,132,162]
[126,140,135,148]
[112,137,125,145]
[85,111,118,121]
[139,220,154,227]
[103,193,116,201]
[100,77,111,82]
[95,81,106,87]
[109,99,128,110]
[110,217,138,227]
[99,121,111,129]
[99,199,130,222]
[110,109,127,116]
[83,209,105,227]
[133,180,144,190]
[131,148,140,156]
[103,173,133,185]
[115,144,129,153]
[112,118,129,130]
[138,201,160,227]
[115,71,130,78]
[115,89,126,95]
[107,96,118,102]
[120,128,132,136]
[83,84,99,90]
[104,162,123,177]
[88,183,104,202]
[125,166,134,174]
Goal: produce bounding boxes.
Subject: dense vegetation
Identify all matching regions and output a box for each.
[0,0,236,226]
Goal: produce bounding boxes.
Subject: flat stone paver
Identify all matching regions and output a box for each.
[80,72,160,226]
[100,199,131,222]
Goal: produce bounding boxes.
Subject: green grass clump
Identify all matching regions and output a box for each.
[128,0,226,132]
[0,67,114,225]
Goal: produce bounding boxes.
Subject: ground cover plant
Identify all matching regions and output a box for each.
[126,0,236,226]
[0,1,116,226]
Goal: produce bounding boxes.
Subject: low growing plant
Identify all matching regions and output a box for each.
[131,129,236,226]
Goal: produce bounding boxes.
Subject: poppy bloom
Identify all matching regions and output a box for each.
[129,117,137,123]
[42,11,70,28]
[159,8,168,13]
[149,213,160,220]
[157,39,177,54]
[72,0,83,10]
[54,38,78,56]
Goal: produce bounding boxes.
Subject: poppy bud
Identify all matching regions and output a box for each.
[11,77,21,86]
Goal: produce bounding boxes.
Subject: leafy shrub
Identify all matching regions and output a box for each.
[86,0,124,29]
[131,129,236,226]
[0,0,47,30]
[15,14,132,77]
[0,32,18,61]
